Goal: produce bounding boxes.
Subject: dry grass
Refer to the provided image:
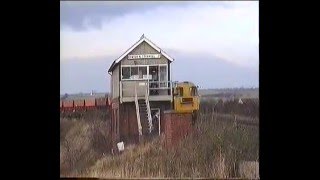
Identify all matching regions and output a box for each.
[78,112,259,178]
[201,98,259,118]
[60,110,111,177]
[60,100,259,178]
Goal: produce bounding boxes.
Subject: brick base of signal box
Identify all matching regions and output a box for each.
[163,110,193,148]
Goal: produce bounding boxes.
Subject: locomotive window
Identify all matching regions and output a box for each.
[190,87,198,96]
[178,87,184,96]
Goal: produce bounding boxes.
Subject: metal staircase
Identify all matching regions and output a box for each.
[138,99,151,134]
[134,84,153,137]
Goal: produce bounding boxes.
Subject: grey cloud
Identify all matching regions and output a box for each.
[170,51,258,89]
[60,1,192,31]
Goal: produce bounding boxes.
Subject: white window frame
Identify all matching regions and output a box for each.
[121,66,131,80]
[121,65,150,81]
[159,64,168,87]
[121,64,168,81]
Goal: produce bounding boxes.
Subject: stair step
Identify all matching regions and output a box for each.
[136,97,152,135]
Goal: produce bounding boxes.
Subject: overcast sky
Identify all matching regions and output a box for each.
[60,1,259,94]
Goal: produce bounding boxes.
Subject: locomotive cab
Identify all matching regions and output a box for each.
[173,81,200,124]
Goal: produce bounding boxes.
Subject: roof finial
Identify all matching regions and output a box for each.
[140,34,145,39]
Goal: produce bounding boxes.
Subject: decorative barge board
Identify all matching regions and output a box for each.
[108,35,175,149]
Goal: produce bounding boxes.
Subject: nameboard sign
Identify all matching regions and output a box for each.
[128,54,161,60]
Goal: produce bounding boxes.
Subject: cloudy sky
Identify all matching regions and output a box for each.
[60,1,259,94]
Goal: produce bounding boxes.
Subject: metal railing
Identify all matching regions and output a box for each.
[145,87,153,133]
[121,80,147,98]
[134,84,142,136]
[121,80,173,99]
[148,81,172,97]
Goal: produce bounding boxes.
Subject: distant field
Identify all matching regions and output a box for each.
[199,88,259,99]
[60,88,259,100]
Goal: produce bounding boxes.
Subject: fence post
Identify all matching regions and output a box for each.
[211,107,215,121]
[233,114,237,128]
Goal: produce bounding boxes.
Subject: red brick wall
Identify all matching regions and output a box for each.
[163,111,193,148]
[119,103,139,144]
[111,101,173,149]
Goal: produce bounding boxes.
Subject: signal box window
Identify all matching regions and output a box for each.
[139,66,147,79]
[122,67,130,79]
[131,67,138,79]
[122,66,148,80]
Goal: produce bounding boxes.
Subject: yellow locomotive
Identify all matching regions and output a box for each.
[172,81,200,124]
